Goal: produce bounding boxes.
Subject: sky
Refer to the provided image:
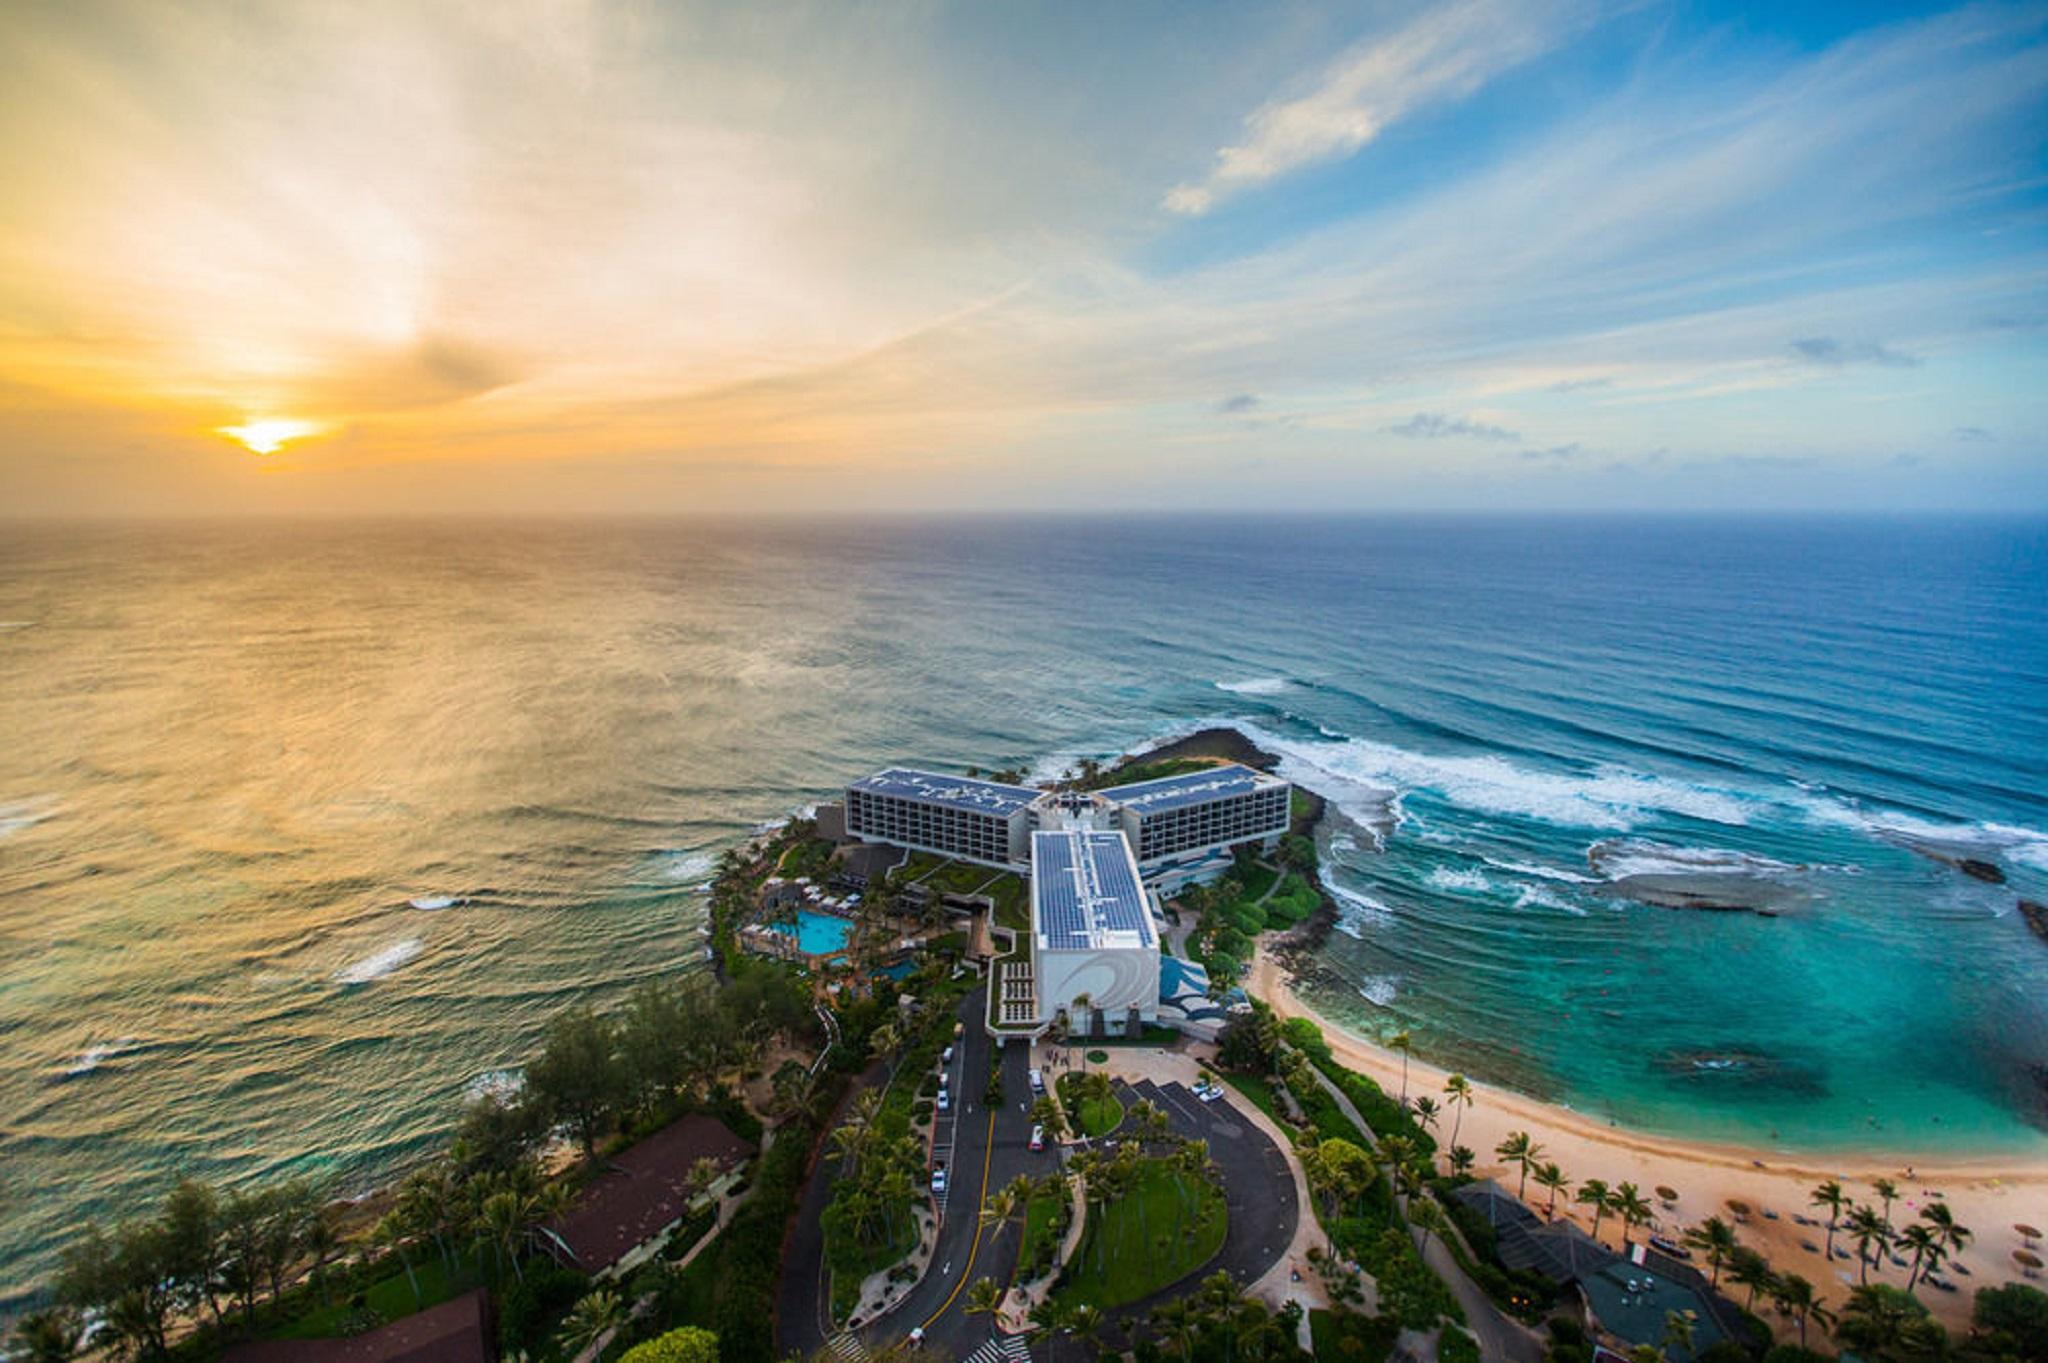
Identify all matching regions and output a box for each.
[1,0,2044,514]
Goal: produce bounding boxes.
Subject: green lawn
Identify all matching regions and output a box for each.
[1016,1189,1070,1282]
[1056,1072,1124,1138]
[272,1251,482,1338]
[1218,1070,1285,1128]
[1084,756,1211,790]
[1233,861,1279,903]
[1055,1160,1226,1310]
[777,836,837,879]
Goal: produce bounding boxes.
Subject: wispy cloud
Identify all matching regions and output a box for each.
[1789,337,1921,368]
[1950,425,1994,441]
[1163,0,1604,215]
[1383,413,1521,441]
[1217,393,1260,414]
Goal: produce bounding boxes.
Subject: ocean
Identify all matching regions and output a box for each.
[2,514,2045,1305]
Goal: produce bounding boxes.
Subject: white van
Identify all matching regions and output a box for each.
[1028,1068,1045,1096]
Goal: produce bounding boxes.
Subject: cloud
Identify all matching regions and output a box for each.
[1217,393,1260,414]
[1517,442,1583,460]
[1789,337,1921,368]
[1384,412,1521,441]
[1547,377,1611,392]
[1950,425,1994,441]
[1163,0,1602,214]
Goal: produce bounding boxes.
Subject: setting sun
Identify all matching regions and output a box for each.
[219,418,322,455]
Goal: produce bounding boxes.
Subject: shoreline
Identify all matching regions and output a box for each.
[1248,945,2048,1325]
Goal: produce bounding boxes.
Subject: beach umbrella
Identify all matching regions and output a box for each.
[2018,1223,2042,1246]
[1657,1185,1680,1203]
[1727,1198,1752,1219]
[2014,1249,2042,1278]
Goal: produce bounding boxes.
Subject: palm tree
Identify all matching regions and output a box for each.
[1412,1094,1441,1141]
[1771,1273,1833,1349]
[1872,1177,1899,1242]
[1846,1204,1889,1283]
[1612,1182,1651,1249]
[1389,1029,1414,1106]
[1661,1309,1696,1361]
[1810,1179,1848,1262]
[1897,1222,1943,1291]
[1448,1145,1475,1177]
[1533,1162,1570,1220]
[1728,1247,1777,1310]
[373,1211,422,1304]
[10,1308,84,1363]
[1919,1200,1971,1262]
[1065,1303,1107,1355]
[1683,1216,1739,1287]
[1149,1297,1199,1362]
[963,1276,1004,1330]
[1411,1195,1448,1254]
[1577,1179,1613,1241]
[556,1289,624,1358]
[1444,1073,1475,1150]
[1495,1131,1541,1201]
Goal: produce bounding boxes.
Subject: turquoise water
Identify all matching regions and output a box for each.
[773,909,855,956]
[1,515,2044,1304]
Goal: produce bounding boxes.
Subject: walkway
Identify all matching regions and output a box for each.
[1301,1063,1541,1363]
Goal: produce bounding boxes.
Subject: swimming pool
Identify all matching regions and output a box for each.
[770,909,853,956]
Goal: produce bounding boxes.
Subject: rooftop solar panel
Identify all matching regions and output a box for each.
[1032,828,1154,951]
[850,768,1038,816]
[1096,762,1280,813]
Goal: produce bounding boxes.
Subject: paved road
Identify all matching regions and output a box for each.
[859,1023,1061,1359]
[777,987,1063,1362]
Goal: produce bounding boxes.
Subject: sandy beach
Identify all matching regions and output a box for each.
[1248,946,2048,1332]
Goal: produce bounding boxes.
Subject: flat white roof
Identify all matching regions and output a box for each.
[1032,828,1154,952]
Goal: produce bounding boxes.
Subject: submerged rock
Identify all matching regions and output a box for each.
[2020,899,2048,945]
[1892,835,2007,884]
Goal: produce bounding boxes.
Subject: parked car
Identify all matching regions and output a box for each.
[1028,1068,1045,1095]
[937,1088,951,1112]
[931,1164,947,1195]
[1195,1081,1223,1102]
[942,1045,955,1064]
[1029,1124,1045,1151]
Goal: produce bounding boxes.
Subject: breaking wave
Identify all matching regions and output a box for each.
[409,895,459,911]
[62,1039,140,1078]
[1329,883,1393,936]
[664,851,718,883]
[334,939,424,985]
[1215,677,1291,695]
[1357,975,1400,1007]
[1426,866,1493,894]
[1236,721,1757,832]
[1587,839,1802,880]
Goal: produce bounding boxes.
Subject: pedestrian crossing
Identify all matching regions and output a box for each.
[825,1331,866,1361]
[961,1334,1031,1363]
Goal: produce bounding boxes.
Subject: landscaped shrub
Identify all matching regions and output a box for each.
[1438,1326,1481,1363]
[495,1261,585,1355]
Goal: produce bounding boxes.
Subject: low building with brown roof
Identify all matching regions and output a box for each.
[225,1287,494,1363]
[538,1113,751,1278]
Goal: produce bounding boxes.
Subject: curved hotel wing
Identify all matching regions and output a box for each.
[1032,828,1159,1034]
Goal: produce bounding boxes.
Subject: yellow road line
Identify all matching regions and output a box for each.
[921,1107,998,1331]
